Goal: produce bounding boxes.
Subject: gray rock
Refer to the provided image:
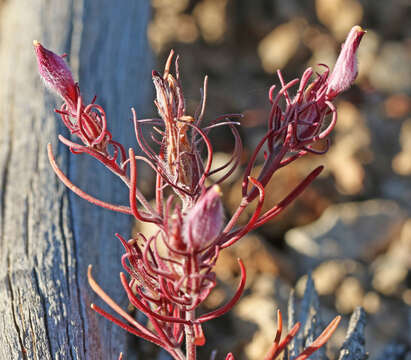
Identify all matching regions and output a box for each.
[285,200,406,273]
[375,343,411,360]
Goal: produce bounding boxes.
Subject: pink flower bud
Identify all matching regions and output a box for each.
[183,185,224,250]
[33,40,78,109]
[326,26,366,99]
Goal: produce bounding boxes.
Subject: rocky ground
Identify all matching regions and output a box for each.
[139,1,411,358]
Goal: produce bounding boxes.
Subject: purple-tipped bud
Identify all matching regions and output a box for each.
[326,26,366,99]
[183,185,224,250]
[33,40,78,109]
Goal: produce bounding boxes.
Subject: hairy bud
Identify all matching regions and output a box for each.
[33,40,78,110]
[183,185,224,250]
[326,25,366,99]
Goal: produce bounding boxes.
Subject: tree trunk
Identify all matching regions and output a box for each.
[0,0,152,358]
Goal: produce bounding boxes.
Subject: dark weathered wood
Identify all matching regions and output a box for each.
[0,1,152,358]
[285,277,368,360]
[287,275,327,360]
[338,308,367,360]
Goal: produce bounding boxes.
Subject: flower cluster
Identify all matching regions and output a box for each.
[34,25,364,360]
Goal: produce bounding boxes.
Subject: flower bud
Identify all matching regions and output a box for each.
[183,185,224,250]
[33,40,78,109]
[326,26,366,99]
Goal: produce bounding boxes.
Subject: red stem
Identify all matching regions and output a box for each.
[47,144,133,215]
[128,148,160,223]
[252,165,323,228]
[90,303,164,347]
[221,177,265,249]
[87,265,156,339]
[197,259,246,323]
[294,316,341,360]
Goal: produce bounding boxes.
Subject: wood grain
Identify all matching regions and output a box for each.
[0,1,152,358]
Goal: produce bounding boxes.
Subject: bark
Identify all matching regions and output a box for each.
[0,0,152,358]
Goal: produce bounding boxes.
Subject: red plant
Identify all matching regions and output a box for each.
[34,25,364,360]
[225,310,341,360]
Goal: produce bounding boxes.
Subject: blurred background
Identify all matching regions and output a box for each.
[138,0,411,359]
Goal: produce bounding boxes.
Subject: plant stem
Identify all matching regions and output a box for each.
[170,348,185,360]
[185,310,196,360]
[222,199,248,235]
